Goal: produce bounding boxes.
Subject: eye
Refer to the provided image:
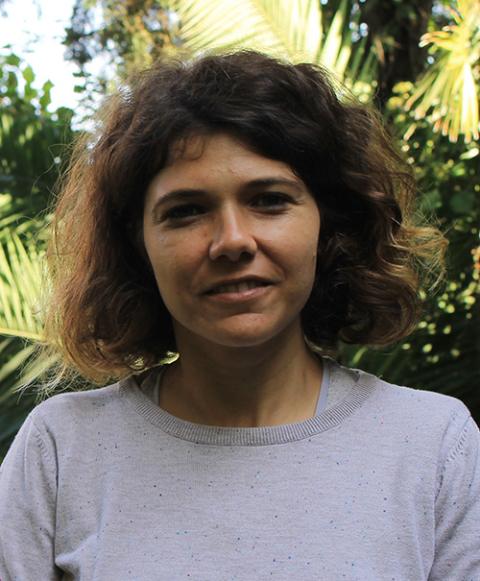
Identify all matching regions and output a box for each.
[163,204,206,221]
[251,192,294,210]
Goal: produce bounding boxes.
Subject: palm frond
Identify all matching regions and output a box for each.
[164,0,375,90]
[406,0,480,143]
[319,0,349,74]
[0,231,45,342]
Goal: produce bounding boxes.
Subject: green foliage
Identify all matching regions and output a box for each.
[0,52,76,458]
[65,0,378,101]
[340,81,480,420]
[0,53,75,231]
[0,231,45,341]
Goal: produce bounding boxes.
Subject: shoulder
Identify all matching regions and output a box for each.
[26,381,129,441]
[331,359,474,456]
[32,382,120,417]
[342,361,470,420]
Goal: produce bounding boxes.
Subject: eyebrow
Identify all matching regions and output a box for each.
[150,177,305,217]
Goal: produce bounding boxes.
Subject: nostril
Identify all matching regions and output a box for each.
[208,235,258,262]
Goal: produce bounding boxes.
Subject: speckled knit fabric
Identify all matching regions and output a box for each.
[1,359,479,580]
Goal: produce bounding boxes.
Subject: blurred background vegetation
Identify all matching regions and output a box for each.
[0,0,479,460]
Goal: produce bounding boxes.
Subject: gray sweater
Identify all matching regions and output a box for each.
[1,358,479,580]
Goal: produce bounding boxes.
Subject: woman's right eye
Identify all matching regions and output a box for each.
[163,204,205,221]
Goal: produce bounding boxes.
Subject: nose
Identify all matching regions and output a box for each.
[208,205,257,262]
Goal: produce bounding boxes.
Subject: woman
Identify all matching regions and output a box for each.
[0,50,478,580]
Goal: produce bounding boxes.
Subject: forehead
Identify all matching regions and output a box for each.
[163,132,298,180]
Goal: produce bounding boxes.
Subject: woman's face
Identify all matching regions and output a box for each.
[142,132,320,350]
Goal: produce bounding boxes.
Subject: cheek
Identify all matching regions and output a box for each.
[287,215,320,270]
[297,229,320,293]
[308,210,321,260]
[145,234,201,295]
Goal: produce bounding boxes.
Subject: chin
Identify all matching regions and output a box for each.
[201,316,296,349]
[209,332,275,349]
[173,311,302,352]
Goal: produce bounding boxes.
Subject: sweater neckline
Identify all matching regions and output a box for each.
[118,358,375,446]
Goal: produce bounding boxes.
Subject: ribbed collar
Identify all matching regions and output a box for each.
[118,358,375,446]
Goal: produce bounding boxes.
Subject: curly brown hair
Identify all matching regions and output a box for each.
[34,49,446,388]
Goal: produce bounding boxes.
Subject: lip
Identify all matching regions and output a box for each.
[204,283,273,303]
[202,276,274,295]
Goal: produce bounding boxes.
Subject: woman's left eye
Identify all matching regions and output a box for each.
[251,193,292,209]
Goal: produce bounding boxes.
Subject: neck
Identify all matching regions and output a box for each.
[158,323,323,427]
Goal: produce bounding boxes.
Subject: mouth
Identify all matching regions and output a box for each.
[205,278,272,296]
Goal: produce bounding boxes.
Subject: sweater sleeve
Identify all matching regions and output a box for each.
[0,410,62,581]
[429,412,480,581]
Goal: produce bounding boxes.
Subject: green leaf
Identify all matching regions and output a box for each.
[6,71,18,93]
[5,54,21,67]
[459,147,479,160]
[24,84,38,101]
[0,343,36,387]
[39,80,53,110]
[22,65,35,85]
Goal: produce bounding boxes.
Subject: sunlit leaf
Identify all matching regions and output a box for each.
[22,65,35,85]
[0,231,45,341]
[406,0,480,143]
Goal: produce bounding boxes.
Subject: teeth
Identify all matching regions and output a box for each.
[211,281,266,294]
